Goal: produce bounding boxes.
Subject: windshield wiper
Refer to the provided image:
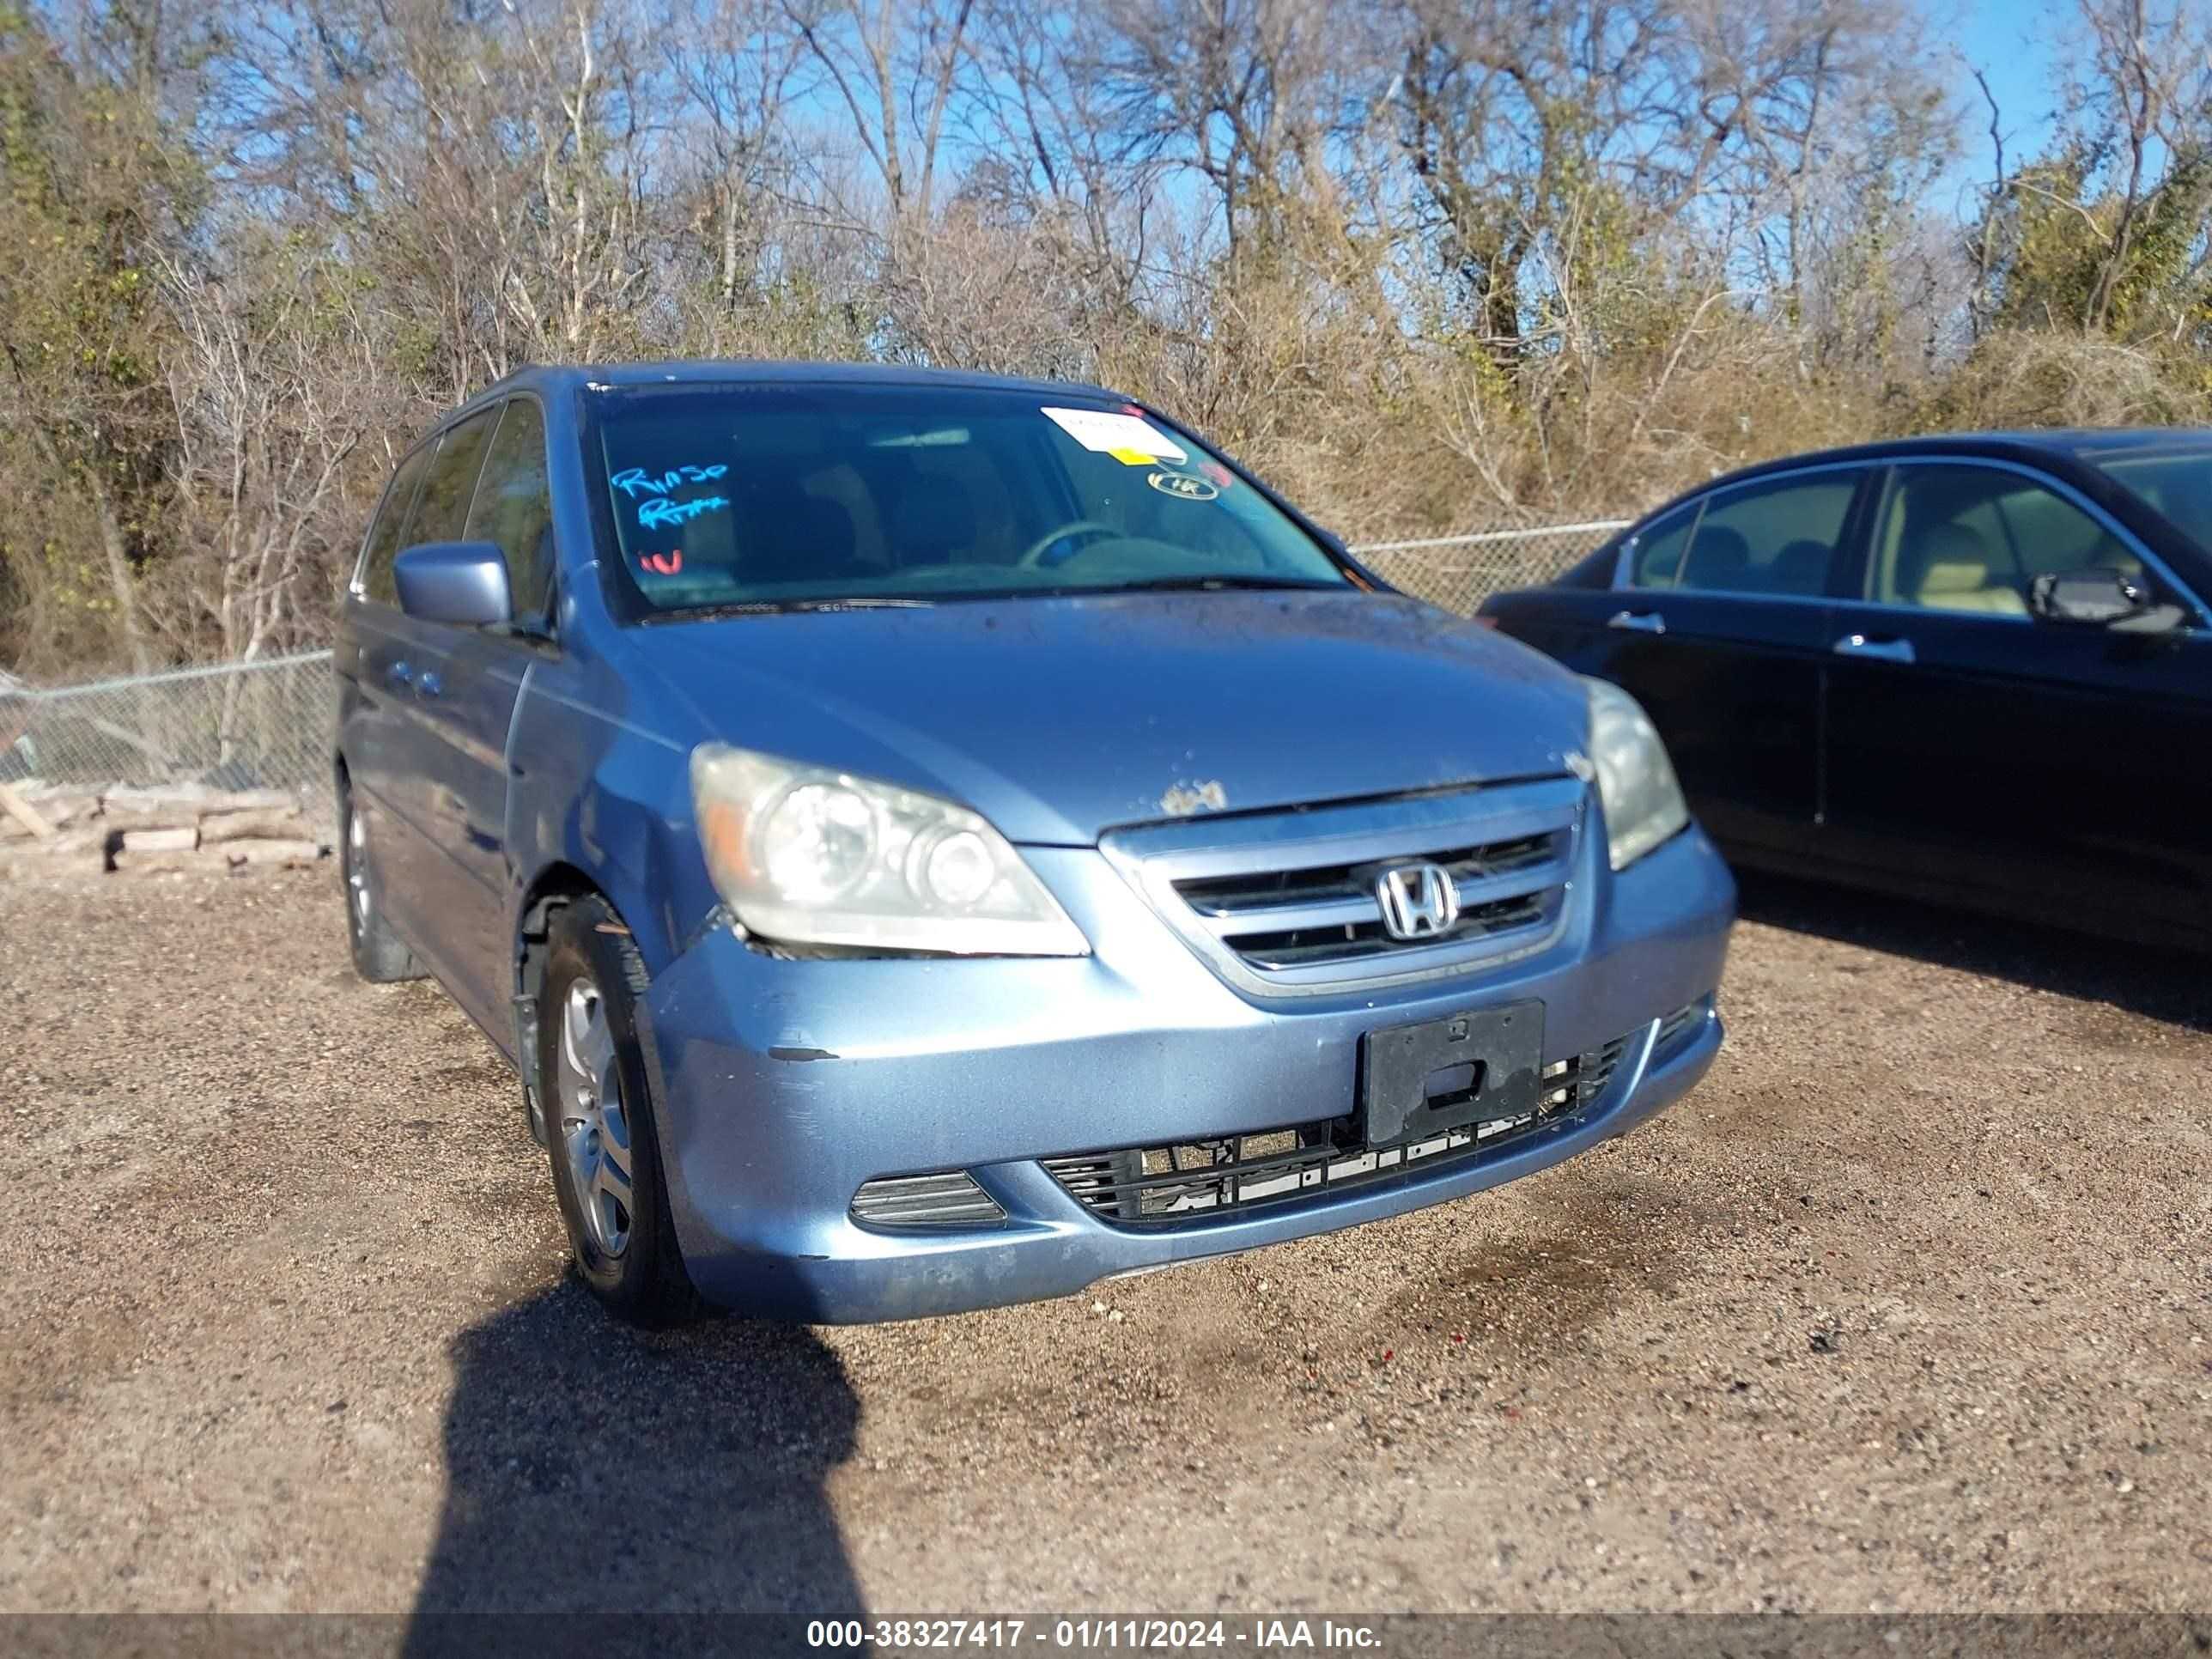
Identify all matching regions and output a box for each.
[646,595,937,622]
[642,577,1345,621]
[1094,575,1349,594]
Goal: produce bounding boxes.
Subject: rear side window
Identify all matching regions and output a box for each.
[410,408,501,546]
[465,398,556,619]
[358,443,435,605]
[1625,505,1697,588]
[1673,472,1858,597]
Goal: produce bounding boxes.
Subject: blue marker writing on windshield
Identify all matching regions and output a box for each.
[613,464,729,500]
[638,495,731,530]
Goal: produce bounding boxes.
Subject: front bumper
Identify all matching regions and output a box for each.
[639,824,1735,1322]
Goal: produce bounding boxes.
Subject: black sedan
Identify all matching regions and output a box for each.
[1478,429,2212,951]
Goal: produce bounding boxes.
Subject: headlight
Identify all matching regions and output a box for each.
[1580,678,1690,871]
[690,743,1089,956]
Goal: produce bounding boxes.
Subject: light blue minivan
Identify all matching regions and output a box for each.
[334,361,1734,1324]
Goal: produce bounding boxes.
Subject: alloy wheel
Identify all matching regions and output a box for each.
[556,977,634,1259]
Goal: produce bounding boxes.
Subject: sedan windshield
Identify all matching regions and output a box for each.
[588,382,1351,616]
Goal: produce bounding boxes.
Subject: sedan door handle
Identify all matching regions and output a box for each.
[1832,634,1915,665]
[1607,610,1666,635]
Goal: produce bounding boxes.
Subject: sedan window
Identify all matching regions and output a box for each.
[1625,504,1696,588]
[1673,473,1857,598]
[1869,465,2142,617]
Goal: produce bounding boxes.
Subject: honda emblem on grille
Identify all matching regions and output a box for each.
[1375,861,1460,941]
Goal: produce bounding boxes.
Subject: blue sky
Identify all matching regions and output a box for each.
[1938,0,2069,212]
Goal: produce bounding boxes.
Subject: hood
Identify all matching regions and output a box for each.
[627,590,1591,845]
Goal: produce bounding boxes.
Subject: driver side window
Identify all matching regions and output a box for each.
[1869,465,2142,617]
[358,442,434,606]
[465,398,556,620]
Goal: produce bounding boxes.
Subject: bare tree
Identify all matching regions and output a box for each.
[781,0,979,230]
[155,256,381,663]
[8,0,2212,677]
[2069,0,2212,331]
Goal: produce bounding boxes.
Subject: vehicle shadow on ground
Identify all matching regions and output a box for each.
[1734,868,2212,1034]
[401,1279,864,1648]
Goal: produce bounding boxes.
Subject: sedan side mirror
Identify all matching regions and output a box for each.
[2028,568,2185,635]
[394,541,512,628]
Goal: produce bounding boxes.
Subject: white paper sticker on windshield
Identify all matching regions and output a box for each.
[1041,405,1188,465]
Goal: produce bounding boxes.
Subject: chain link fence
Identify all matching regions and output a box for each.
[0,520,1625,805]
[1352,519,1626,614]
[2,653,340,812]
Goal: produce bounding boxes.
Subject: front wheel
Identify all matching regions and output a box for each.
[539,895,703,1326]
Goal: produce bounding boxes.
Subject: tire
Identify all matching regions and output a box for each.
[538,894,705,1326]
[339,781,424,983]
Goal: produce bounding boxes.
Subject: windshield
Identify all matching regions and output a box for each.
[588,383,1351,617]
[2087,447,2212,556]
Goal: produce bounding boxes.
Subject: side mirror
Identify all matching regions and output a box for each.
[394,541,512,628]
[2028,568,2184,635]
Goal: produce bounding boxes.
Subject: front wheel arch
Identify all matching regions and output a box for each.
[534,889,704,1324]
[514,861,611,1145]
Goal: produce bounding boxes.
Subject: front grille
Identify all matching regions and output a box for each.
[1206,885,1556,971]
[1100,777,1587,996]
[848,1170,1006,1229]
[1176,830,1557,918]
[1044,1033,1631,1227]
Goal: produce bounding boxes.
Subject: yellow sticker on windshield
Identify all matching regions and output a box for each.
[1107,446,1152,465]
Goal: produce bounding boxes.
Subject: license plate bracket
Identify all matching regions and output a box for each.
[1359,1000,1545,1150]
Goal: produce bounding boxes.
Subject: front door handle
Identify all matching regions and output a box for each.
[1607,610,1666,635]
[1832,633,1915,665]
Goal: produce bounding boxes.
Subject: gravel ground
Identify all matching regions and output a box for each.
[1,863,2207,1617]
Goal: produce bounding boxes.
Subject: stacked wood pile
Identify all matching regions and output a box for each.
[0,780,330,878]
